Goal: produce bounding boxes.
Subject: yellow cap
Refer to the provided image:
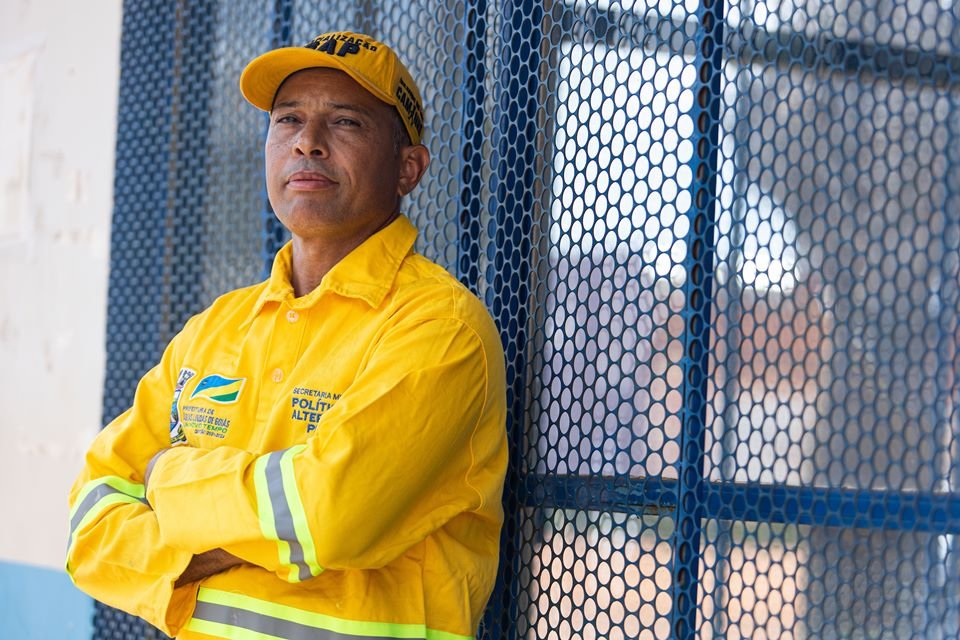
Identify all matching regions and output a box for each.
[240,31,425,145]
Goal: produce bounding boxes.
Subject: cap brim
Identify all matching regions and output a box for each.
[239,47,395,112]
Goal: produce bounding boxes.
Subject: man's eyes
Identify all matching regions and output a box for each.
[270,114,364,129]
[274,115,361,127]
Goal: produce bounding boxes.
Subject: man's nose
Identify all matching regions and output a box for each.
[293,121,328,157]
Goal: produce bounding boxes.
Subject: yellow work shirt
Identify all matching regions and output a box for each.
[67,215,508,639]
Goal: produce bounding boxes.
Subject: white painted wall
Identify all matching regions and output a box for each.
[0,0,122,569]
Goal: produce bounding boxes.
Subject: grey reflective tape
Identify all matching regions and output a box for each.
[265,450,311,581]
[69,483,148,538]
[192,601,408,640]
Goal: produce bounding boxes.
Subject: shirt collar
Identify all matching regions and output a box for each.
[244,215,418,323]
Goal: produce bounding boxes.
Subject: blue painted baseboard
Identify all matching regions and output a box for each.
[0,560,92,639]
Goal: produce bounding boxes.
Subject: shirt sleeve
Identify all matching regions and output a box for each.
[66,332,199,636]
[146,315,506,582]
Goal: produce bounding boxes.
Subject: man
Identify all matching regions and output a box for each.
[67,31,508,640]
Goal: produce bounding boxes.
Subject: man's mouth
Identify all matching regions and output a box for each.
[287,171,337,189]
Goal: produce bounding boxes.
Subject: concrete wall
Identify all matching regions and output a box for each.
[0,0,122,636]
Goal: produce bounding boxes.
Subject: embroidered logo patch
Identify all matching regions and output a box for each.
[169,368,196,445]
[190,374,246,404]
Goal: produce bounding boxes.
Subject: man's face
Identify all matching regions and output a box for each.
[265,68,407,244]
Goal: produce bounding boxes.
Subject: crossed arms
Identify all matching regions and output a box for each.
[67,314,503,636]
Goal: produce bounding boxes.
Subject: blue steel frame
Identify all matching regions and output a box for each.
[525,474,960,534]
[670,0,724,635]
[482,2,543,638]
[457,0,486,298]
[453,0,512,636]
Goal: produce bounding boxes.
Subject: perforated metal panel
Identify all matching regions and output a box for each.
[100,0,960,638]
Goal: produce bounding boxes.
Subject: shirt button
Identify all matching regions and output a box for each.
[272,368,284,383]
[286,310,299,323]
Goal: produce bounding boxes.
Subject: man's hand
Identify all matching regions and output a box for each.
[174,548,244,588]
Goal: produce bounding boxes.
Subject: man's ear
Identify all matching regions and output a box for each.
[397,145,431,197]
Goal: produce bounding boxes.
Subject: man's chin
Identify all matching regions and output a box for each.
[275,209,340,233]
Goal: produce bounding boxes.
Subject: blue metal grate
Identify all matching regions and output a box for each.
[100,0,960,638]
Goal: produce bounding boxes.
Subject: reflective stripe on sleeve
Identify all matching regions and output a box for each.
[186,588,473,640]
[254,446,322,582]
[67,477,148,562]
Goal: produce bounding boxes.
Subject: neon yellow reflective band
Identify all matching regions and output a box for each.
[68,475,148,566]
[192,588,474,640]
[280,445,322,578]
[69,476,145,521]
[72,493,143,541]
[253,454,278,541]
[254,452,294,576]
[186,618,278,640]
[257,446,324,582]
[67,485,146,578]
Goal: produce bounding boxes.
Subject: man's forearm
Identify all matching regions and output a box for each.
[174,548,244,588]
[147,452,247,586]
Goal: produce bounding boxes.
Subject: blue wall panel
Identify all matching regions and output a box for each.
[0,561,92,640]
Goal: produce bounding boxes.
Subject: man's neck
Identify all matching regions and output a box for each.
[288,212,400,297]
[288,238,352,297]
